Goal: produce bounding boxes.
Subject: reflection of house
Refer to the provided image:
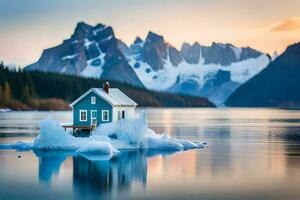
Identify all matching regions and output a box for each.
[73,151,147,198]
[35,150,69,184]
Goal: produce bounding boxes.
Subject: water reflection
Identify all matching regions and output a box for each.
[35,149,183,198]
[2,108,300,199]
[270,126,300,142]
[73,150,147,199]
[34,150,70,183]
[207,128,232,176]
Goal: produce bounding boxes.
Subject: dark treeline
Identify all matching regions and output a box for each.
[0,62,215,110]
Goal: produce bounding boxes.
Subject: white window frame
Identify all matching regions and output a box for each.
[79,110,87,122]
[102,110,109,122]
[91,96,96,105]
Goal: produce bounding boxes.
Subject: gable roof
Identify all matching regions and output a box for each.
[70,88,138,108]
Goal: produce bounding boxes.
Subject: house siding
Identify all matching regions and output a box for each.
[73,91,113,126]
[112,106,135,122]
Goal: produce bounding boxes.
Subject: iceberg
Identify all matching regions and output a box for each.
[0,112,206,156]
[76,141,119,155]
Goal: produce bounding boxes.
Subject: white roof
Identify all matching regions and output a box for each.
[70,88,137,107]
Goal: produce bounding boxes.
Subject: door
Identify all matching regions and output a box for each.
[91,110,97,126]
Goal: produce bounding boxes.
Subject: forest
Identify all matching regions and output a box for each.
[0,62,215,110]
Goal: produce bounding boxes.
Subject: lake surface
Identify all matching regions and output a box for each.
[1,108,300,200]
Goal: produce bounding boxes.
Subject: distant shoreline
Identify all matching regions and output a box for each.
[0,104,217,112]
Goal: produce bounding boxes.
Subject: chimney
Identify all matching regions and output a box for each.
[103,82,109,93]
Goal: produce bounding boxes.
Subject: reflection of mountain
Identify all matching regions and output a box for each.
[285,142,300,176]
[193,126,232,177]
[73,151,147,199]
[203,127,232,176]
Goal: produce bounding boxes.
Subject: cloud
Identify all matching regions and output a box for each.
[270,17,300,32]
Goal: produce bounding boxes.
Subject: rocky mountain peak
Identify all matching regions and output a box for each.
[181,42,201,64]
[145,31,164,44]
[181,42,192,52]
[134,36,143,44]
[94,23,106,30]
[71,22,93,40]
[141,31,168,71]
[76,21,92,30]
[192,42,201,48]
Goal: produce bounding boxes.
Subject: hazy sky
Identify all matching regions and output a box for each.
[1,0,300,66]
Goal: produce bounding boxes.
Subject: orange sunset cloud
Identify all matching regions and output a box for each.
[270,16,300,32]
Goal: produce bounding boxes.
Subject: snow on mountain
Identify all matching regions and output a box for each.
[272,51,279,60]
[226,42,300,107]
[25,22,143,87]
[25,22,271,105]
[81,40,106,78]
[229,45,242,60]
[127,43,268,88]
[123,32,270,105]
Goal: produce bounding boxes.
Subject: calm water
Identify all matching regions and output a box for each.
[1,108,300,200]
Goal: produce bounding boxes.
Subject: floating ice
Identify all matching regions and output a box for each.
[0,112,206,156]
[76,141,119,155]
[0,141,33,150]
[92,112,148,149]
[0,108,11,112]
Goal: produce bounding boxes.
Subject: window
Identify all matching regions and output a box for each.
[80,110,87,122]
[102,110,109,122]
[91,96,96,104]
[118,110,125,120]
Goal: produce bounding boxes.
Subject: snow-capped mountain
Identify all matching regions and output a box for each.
[26,22,143,87]
[25,22,271,105]
[123,32,271,105]
[226,42,300,107]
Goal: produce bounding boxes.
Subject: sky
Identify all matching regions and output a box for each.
[0,0,300,67]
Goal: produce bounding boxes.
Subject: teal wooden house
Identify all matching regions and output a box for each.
[67,82,137,131]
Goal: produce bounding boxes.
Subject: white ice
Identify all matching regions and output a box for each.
[0,112,206,156]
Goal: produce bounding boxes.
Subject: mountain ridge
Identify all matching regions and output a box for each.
[225,42,300,107]
[25,21,271,105]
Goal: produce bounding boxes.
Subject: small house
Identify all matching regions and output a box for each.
[68,82,137,131]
